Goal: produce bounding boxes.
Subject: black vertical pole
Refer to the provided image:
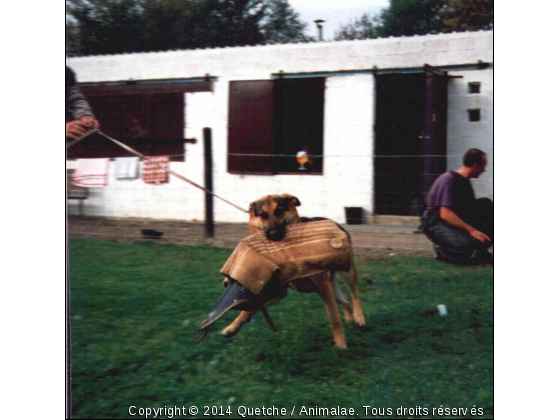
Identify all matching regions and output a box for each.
[203,128,214,238]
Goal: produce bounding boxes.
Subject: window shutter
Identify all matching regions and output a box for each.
[228,80,275,173]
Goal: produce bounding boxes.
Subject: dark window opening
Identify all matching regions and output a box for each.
[468,109,481,122]
[67,91,186,161]
[274,78,324,174]
[468,82,481,94]
[227,78,325,174]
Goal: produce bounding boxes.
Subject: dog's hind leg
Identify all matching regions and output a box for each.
[315,272,347,348]
[346,263,366,326]
[221,310,255,338]
[332,272,353,322]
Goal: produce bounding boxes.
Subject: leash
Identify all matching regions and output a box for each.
[65,128,100,149]
[192,306,277,344]
[260,307,277,332]
[66,129,248,214]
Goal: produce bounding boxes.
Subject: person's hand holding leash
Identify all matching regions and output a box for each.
[66,117,100,139]
[79,115,100,130]
[66,120,88,139]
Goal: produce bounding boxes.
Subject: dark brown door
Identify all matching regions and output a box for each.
[374,67,448,215]
[374,73,424,215]
[227,80,275,173]
[421,64,448,197]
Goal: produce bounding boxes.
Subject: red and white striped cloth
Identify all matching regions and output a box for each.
[142,156,169,184]
[73,158,110,187]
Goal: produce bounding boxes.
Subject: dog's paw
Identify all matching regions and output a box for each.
[334,340,348,349]
[220,326,239,338]
[353,312,366,326]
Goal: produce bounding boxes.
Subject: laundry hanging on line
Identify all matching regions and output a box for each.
[73,158,110,187]
[115,157,140,180]
[141,156,170,185]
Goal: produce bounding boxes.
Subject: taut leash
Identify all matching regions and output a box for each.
[65,128,100,149]
[66,130,248,214]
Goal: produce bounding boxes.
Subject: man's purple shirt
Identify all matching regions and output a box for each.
[425,172,455,210]
[422,171,475,228]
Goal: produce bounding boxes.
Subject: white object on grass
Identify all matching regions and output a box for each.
[437,304,448,316]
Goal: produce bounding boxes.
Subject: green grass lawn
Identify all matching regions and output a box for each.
[69,239,493,419]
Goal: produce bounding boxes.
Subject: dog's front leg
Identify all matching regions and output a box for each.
[315,273,347,349]
[221,310,255,338]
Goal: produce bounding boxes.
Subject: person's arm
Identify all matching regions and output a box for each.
[440,206,490,243]
[67,86,100,130]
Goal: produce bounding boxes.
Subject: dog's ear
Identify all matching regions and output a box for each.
[284,195,301,207]
[248,201,257,215]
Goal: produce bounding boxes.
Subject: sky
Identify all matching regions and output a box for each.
[288,0,389,40]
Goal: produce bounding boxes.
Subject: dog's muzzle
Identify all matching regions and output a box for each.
[265,223,287,241]
[193,272,285,343]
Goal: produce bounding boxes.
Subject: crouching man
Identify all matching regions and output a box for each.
[421,148,493,265]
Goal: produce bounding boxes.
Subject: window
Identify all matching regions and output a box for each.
[67,93,185,161]
[468,109,481,122]
[227,78,325,174]
[468,82,481,94]
[67,79,212,160]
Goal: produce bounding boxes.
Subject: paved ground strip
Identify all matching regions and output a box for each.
[68,216,435,257]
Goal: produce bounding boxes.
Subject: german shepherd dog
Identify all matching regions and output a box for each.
[221,194,366,348]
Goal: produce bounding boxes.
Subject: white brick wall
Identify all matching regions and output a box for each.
[67,31,493,222]
[447,68,494,200]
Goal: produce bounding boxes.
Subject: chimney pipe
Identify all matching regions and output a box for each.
[314,19,325,41]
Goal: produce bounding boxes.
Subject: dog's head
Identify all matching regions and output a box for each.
[248,194,301,241]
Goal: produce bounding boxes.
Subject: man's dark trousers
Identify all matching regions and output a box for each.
[424,198,493,262]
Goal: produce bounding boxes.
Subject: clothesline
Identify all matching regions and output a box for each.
[67,153,481,159]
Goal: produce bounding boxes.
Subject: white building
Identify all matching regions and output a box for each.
[67,30,493,224]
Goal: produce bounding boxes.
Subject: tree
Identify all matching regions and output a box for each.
[261,0,313,44]
[194,0,269,48]
[334,0,493,41]
[66,0,149,55]
[66,0,311,56]
[376,0,447,37]
[139,0,202,52]
[334,13,381,41]
[443,0,493,32]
